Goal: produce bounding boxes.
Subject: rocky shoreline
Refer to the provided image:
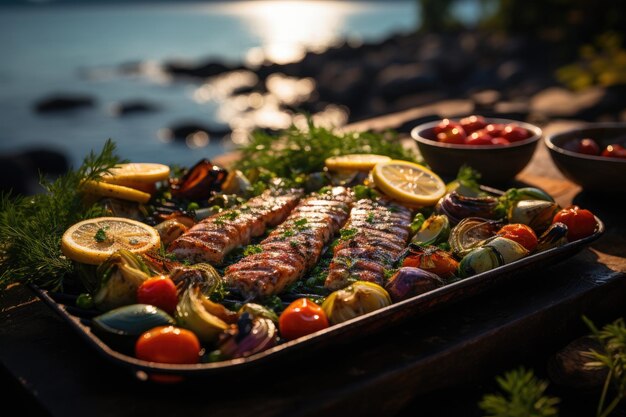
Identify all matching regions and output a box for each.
[11,30,626,194]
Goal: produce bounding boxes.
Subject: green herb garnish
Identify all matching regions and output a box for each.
[353,185,379,200]
[366,212,375,223]
[243,244,263,256]
[0,139,124,290]
[294,218,308,230]
[479,367,560,417]
[340,228,358,241]
[409,213,426,235]
[94,226,108,243]
[236,122,416,181]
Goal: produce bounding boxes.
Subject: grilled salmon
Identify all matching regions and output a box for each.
[168,190,302,264]
[325,198,412,290]
[225,187,353,298]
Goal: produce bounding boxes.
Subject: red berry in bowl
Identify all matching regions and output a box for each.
[434,119,464,135]
[502,125,531,142]
[460,115,487,134]
[490,137,511,145]
[601,144,626,159]
[466,130,493,145]
[437,127,466,144]
[577,138,600,155]
[485,123,505,137]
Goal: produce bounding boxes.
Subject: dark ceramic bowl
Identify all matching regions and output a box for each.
[410,118,542,185]
[545,123,626,194]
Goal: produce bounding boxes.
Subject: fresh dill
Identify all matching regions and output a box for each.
[235,122,415,181]
[479,367,560,417]
[0,139,125,290]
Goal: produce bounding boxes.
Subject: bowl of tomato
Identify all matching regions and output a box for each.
[411,115,542,185]
[545,123,626,193]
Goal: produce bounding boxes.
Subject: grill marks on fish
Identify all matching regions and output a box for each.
[224,187,353,298]
[167,190,302,264]
[325,199,413,290]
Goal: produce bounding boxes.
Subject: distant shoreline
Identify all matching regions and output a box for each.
[1,0,415,6]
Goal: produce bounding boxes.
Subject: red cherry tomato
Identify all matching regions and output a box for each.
[279,298,329,340]
[460,115,487,134]
[553,205,597,241]
[490,137,511,145]
[577,138,600,155]
[434,119,464,135]
[497,224,538,252]
[601,144,626,159]
[485,123,505,137]
[135,326,201,364]
[466,130,493,145]
[436,127,466,144]
[502,125,531,142]
[137,276,179,315]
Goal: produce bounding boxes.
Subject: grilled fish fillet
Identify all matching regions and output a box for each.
[224,187,353,298]
[168,190,302,264]
[324,198,413,290]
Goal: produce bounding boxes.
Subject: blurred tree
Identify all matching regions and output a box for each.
[417,0,459,32]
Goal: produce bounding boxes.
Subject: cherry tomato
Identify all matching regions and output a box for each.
[577,138,600,155]
[485,123,505,137]
[135,326,201,364]
[490,137,511,145]
[497,224,538,252]
[137,276,179,315]
[460,115,487,134]
[502,125,531,142]
[434,119,464,135]
[436,127,466,144]
[553,205,597,241]
[466,130,493,145]
[279,298,329,340]
[601,144,626,159]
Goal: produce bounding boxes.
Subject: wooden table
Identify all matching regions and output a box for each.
[1,114,625,417]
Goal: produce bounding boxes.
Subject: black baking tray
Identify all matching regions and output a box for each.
[33,217,605,379]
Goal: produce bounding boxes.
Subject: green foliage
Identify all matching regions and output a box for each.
[479,367,559,417]
[583,316,626,417]
[235,122,415,182]
[0,140,124,290]
[557,32,626,91]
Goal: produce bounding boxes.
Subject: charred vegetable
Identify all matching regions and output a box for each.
[170,159,228,200]
[536,222,569,252]
[401,245,459,279]
[92,304,175,353]
[449,217,503,258]
[175,285,230,343]
[435,192,500,225]
[385,267,444,302]
[94,249,152,311]
[218,313,278,359]
[411,215,450,246]
[322,281,391,325]
[154,219,188,246]
[238,303,279,323]
[458,237,529,277]
[170,263,224,298]
[508,200,560,234]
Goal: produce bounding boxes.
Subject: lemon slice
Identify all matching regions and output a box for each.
[81,180,151,204]
[61,217,160,265]
[102,163,170,185]
[372,160,446,206]
[325,154,392,171]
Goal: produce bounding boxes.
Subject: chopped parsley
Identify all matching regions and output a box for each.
[354,185,379,200]
[281,229,295,238]
[294,218,308,231]
[366,212,375,223]
[94,226,109,243]
[340,228,358,241]
[243,244,263,256]
[290,240,299,248]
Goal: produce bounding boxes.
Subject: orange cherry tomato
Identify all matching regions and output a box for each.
[401,246,459,279]
[137,276,178,315]
[135,326,200,364]
[279,298,329,340]
[553,205,596,241]
[497,224,538,252]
